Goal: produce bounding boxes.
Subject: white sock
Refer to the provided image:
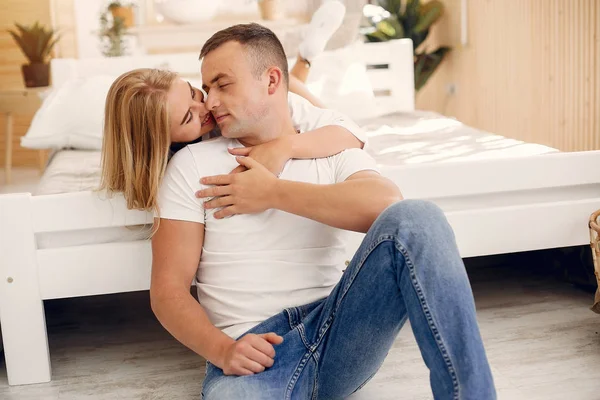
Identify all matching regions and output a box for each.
[298,0,346,63]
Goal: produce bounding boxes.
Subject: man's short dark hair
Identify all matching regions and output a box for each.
[199,23,289,88]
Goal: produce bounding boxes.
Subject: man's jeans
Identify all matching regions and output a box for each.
[202,200,496,400]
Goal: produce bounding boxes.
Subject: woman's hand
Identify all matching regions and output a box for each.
[227,136,293,176]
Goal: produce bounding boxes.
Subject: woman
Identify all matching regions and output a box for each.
[99,1,362,215]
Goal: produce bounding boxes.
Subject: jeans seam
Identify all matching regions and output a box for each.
[297,322,314,353]
[311,351,320,400]
[285,307,298,330]
[310,235,391,348]
[393,237,460,399]
[285,351,312,400]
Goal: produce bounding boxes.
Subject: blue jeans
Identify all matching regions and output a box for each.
[202,200,496,400]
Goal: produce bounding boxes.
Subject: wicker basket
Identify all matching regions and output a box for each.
[588,209,600,313]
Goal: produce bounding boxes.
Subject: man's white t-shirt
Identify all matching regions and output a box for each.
[157,95,379,339]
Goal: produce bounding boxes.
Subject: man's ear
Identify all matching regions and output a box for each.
[266,66,284,95]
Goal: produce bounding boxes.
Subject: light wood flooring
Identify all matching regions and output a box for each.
[0,248,599,399]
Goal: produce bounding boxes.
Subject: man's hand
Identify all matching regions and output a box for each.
[220,333,284,376]
[196,156,279,219]
[227,136,293,177]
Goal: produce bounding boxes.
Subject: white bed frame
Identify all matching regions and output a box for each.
[1,39,599,386]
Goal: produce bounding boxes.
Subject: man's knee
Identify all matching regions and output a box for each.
[377,199,448,230]
[366,199,457,251]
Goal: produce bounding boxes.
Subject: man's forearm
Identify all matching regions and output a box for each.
[151,289,234,367]
[272,176,402,233]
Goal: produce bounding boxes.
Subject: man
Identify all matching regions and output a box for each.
[150,23,496,399]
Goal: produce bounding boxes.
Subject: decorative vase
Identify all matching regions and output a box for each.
[110,6,135,28]
[21,63,50,88]
[258,0,284,21]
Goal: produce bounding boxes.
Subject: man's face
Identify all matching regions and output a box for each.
[201,41,269,139]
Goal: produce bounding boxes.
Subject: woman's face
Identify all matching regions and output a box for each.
[167,78,216,143]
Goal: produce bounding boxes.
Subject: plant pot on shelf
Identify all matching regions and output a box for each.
[258,0,284,21]
[21,63,50,88]
[110,6,135,27]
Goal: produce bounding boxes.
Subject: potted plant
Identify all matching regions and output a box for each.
[99,8,129,57]
[7,22,60,88]
[108,1,135,28]
[363,0,450,91]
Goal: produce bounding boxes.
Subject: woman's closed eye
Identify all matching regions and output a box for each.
[189,82,196,100]
[198,88,207,103]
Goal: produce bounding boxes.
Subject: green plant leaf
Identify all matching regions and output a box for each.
[365,1,451,92]
[44,35,61,60]
[412,29,429,50]
[8,21,59,63]
[376,17,404,39]
[378,0,402,15]
[414,46,451,91]
[405,0,420,19]
[8,30,32,62]
[402,0,421,37]
[36,32,49,62]
[15,23,28,36]
[365,30,390,42]
[415,0,444,33]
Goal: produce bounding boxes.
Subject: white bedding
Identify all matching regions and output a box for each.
[35,150,102,196]
[34,111,558,249]
[360,111,558,166]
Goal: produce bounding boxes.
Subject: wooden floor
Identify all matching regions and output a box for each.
[0,167,40,194]
[0,252,599,399]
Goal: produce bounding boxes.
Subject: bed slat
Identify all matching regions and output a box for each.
[446,198,597,258]
[345,197,599,260]
[37,240,152,300]
[31,191,154,233]
[385,150,600,200]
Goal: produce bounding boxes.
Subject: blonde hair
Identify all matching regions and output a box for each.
[100,68,178,214]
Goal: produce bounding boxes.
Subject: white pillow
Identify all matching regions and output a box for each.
[294,41,379,120]
[21,74,117,150]
[22,42,377,151]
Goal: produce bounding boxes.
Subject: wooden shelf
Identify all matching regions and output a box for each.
[128,17,309,54]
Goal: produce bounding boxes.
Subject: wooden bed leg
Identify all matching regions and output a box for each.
[0,193,51,385]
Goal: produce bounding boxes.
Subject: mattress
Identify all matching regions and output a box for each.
[35,150,102,196]
[359,111,558,166]
[34,111,558,249]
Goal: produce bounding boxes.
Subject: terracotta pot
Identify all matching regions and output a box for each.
[110,6,135,28]
[258,0,284,20]
[21,63,50,88]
